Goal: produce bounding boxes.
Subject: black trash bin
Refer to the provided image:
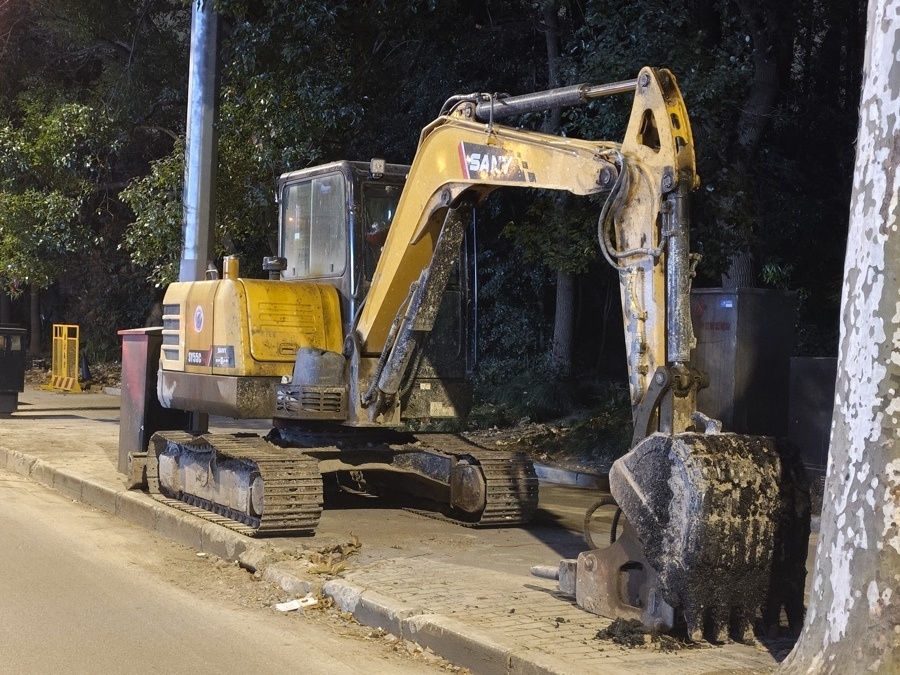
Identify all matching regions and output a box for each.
[0,324,27,415]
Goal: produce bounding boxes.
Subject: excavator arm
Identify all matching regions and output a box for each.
[357,67,698,423]
[356,70,809,643]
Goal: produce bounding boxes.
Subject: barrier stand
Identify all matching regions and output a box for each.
[42,324,83,393]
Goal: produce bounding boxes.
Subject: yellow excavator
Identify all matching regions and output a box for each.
[128,67,807,641]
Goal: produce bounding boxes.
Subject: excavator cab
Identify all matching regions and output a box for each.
[276,161,407,330]
[272,160,475,428]
[158,160,474,428]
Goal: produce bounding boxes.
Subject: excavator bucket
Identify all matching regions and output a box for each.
[607,432,810,642]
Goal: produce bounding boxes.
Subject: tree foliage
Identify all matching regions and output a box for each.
[0,93,113,287]
[0,0,864,364]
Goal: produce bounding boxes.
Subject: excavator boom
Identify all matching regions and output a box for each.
[358,67,697,428]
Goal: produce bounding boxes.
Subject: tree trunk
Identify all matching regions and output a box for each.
[551,270,574,377]
[780,1,900,671]
[28,286,41,356]
[721,252,757,289]
[725,0,792,288]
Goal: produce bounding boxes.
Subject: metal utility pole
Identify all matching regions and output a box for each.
[179,0,219,284]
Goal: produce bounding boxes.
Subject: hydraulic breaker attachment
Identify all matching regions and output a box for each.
[559,520,675,632]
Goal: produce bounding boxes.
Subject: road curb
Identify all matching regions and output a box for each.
[0,445,582,674]
[0,444,268,564]
[324,578,427,638]
[319,578,577,675]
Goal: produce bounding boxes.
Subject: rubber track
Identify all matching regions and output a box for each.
[148,432,323,537]
[413,434,539,526]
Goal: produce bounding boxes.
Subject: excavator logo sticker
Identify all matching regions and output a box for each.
[459,143,533,182]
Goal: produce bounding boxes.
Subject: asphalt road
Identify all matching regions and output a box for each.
[0,469,446,675]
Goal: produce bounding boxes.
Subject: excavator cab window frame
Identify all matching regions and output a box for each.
[280,171,348,281]
[360,181,403,283]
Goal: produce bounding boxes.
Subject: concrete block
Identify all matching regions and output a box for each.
[115,490,162,531]
[404,614,512,675]
[7,451,36,478]
[53,468,84,501]
[155,507,203,550]
[0,447,9,469]
[356,589,425,637]
[237,545,277,573]
[323,579,363,613]
[80,480,120,515]
[29,459,54,488]
[509,652,579,675]
[323,579,425,635]
[263,562,317,596]
[199,522,251,562]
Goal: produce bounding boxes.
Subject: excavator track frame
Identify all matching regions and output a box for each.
[144,431,537,536]
[412,434,539,527]
[147,432,324,537]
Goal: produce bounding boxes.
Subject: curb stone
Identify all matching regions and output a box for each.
[29,458,55,489]
[405,614,512,675]
[323,579,426,637]
[53,467,85,501]
[6,450,36,477]
[262,561,317,596]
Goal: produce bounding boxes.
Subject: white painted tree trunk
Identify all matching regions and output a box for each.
[780,1,900,672]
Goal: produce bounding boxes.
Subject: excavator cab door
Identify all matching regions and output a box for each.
[277,161,409,334]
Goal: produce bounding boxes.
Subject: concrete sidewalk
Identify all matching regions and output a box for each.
[0,387,793,675]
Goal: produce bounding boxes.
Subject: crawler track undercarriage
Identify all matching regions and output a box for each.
[145,430,538,537]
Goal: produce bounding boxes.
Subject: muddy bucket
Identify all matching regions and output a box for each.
[609,432,809,642]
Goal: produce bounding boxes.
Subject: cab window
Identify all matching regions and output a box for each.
[362,183,401,281]
[281,172,347,279]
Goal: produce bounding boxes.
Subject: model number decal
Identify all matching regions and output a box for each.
[186,349,210,366]
[186,347,234,368]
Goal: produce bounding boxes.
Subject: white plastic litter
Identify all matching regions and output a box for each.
[275,593,318,611]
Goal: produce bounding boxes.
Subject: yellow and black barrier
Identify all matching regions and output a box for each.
[43,324,82,393]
